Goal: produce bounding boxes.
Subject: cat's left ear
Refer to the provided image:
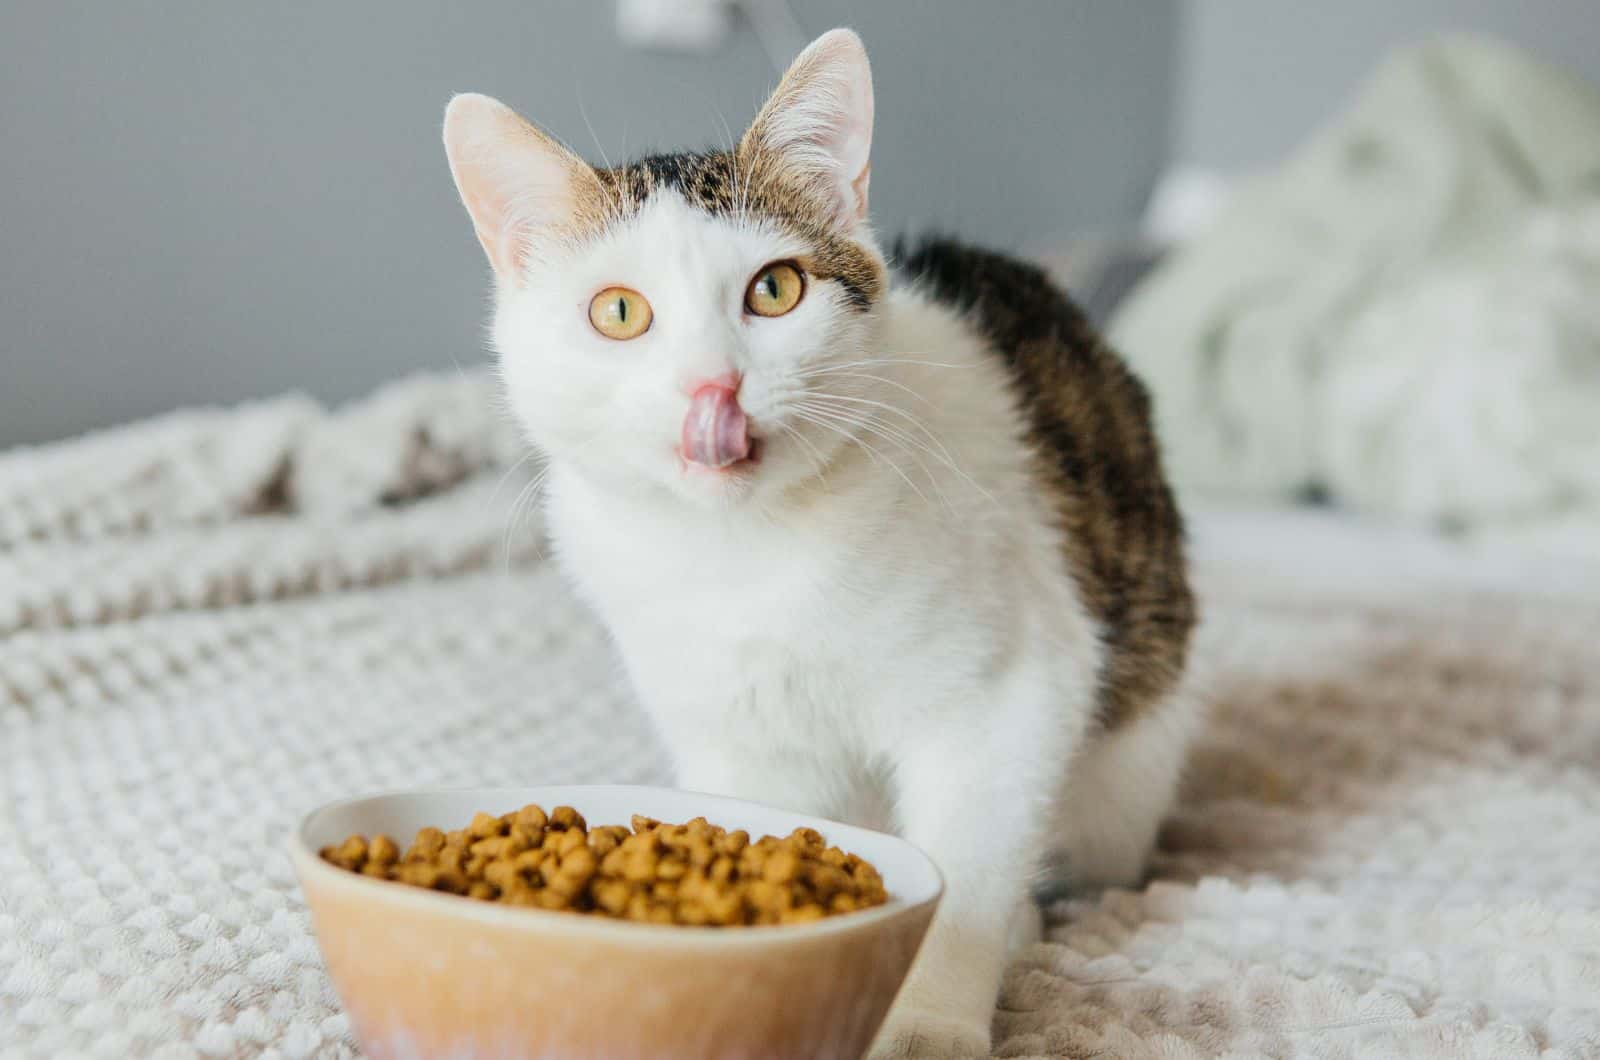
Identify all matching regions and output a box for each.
[742,28,874,229]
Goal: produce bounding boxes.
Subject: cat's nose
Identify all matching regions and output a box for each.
[681,380,751,469]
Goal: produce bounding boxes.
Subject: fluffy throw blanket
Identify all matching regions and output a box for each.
[3,374,1598,1058]
[1110,37,1600,552]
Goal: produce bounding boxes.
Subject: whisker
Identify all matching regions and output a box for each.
[790,405,937,510]
[710,104,739,217]
[485,450,542,509]
[797,356,977,373]
[707,100,748,219]
[801,392,995,505]
[501,464,551,572]
[795,399,924,457]
[792,399,970,514]
[794,397,942,466]
[794,369,938,410]
[777,422,831,492]
[789,407,880,471]
[576,92,614,172]
[573,90,625,215]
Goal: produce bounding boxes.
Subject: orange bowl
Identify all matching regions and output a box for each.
[291,785,942,1060]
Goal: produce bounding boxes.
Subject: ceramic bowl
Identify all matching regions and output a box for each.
[291,784,942,1059]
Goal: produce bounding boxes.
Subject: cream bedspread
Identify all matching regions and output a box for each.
[3,373,1598,1059]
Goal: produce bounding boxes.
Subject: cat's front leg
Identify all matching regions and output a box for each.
[869,707,1073,1059]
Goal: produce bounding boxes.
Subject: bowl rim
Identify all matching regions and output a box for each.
[291,783,944,948]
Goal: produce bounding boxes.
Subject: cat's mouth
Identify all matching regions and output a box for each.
[681,436,763,477]
[681,381,760,473]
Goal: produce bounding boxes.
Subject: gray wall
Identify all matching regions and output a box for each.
[1176,0,1600,170]
[0,2,1178,447]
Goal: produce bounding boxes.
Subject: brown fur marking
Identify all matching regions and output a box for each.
[573,147,883,309]
[896,237,1196,730]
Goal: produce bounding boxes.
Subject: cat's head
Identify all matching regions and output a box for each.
[443,29,885,508]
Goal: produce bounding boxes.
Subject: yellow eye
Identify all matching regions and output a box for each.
[588,286,653,340]
[745,262,805,317]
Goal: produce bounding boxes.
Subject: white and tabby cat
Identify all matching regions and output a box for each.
[443,28,1194,1058]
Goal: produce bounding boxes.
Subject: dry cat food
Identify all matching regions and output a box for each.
[320,804,889,926]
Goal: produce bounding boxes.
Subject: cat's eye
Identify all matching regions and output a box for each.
[588,286,653,340]
[745,262,805,318]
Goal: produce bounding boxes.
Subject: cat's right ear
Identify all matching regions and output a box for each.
[442,93,598,283]
[742,29,874,230]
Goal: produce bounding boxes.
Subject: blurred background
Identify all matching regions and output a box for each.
[3,0,1598,548]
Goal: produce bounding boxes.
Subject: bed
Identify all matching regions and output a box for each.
[3,358,1597,1059]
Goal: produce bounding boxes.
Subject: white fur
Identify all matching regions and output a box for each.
[1048,696,1196,893]
[447,30,1191,1057]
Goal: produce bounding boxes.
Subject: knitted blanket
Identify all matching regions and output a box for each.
[3,373,1598,1059]
[1110,38,1600,544]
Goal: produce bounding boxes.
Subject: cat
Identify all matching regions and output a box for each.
[443,27,1194,1059]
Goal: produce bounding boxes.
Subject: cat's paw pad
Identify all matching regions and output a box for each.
[868,1009,989,1059]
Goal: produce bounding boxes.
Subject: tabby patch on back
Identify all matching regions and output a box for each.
[895,237,1195,728]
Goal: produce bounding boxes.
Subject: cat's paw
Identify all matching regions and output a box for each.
[868,1008,990,1059]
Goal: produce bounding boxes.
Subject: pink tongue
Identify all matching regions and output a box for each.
[682,384,751,468]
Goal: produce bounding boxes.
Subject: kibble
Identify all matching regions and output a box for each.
[319,804,889,926]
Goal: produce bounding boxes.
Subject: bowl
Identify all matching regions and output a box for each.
[291,784,943,1059]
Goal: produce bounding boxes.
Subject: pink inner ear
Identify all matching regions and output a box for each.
[460,193,524,280]
[745,29,875,229]
[461,200,521,279]
[813,112,871,224]
[443,93,582,282]
[848,162,871,222]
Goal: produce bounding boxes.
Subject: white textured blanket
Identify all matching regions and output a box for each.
[1111,37,1600,545]
[3,374,1598,1059]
